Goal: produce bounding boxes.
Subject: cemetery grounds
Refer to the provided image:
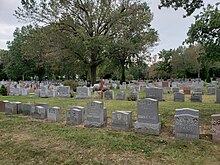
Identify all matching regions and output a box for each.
[0,90,220,164]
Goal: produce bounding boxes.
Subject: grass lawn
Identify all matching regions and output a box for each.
[0,93,220,164]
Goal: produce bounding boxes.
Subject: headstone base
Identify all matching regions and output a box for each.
[175,133,199,140]
[134,122,161,135]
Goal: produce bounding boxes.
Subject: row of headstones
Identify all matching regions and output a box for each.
[1,99,220,142]
[35,86,71,98]
[9,87,29,96]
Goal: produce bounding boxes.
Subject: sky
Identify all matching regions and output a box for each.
[0,0,218,55]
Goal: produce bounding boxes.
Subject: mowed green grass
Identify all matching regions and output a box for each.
[0,92,220,164]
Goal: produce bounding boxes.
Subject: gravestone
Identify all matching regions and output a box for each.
[194,87,203,94]
[211,114,220,142]
[48,89,57,98]
[35,103,49,118]
[4,102,14,115]
[183,87,191,95]
[134,98,161,135]
[145,87,164,101]
[21,88,29,96]
[57,86,70,98]
[207,87,215,95]
[103,90,114,100]
[66,106,84,125]
[93,91,103,99]
[40,86,48,98]
[75,87,91,99]
[116,91,126,100]
[32,106,46,119]
[174,108,199,140]
[0,100,8,112]
[162,81,169,88]
[174,92,185,102]
[47,107,61,122]
[22,103,35,116]
[112,111,132,131]
[216,88,220,104]
[128,91,138,101]
[191,92,202,102]
[84,101,107,128]
[172,87,179,93]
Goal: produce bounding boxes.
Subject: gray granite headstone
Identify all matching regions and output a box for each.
[75,87,91,99]
[0,100,8,112]
[216,88,220,104]
[145,87,164,101]
[172,87,179,93]
[104,90,114,100]
[84,101,107,128]
[174,108,199,140]
[40,86,48,98]
[66,106,84,125]
[22,103,35,116]
[174,92,185,102]
[194,87,203,94]
[112,111,132,131]
[134,98,161,135]
[35,103,49,118]
[57,86,70,98]
[47,107,61,122]
[211,114,220,142]
[207,87,215,95]
[32,106,46,119]
[191,92,202,102]
[116,90,126,100]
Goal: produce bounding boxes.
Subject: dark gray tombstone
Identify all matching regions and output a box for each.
[172,87,179,93]
[145,87,164,101]
[5,102,14,115]
[174,108,199,140]
[134,98,161,135]
[22,103,35,116]
[191,92,202,102]
[116,90,126,100]
[112,111,132,131]
[84,101,107,128]
[211,114,220,142]
[75,87,91,99]
[47,107,61,122]
[207,87,215,95]
[35,103,49,118]
[174,92,185,102]
[32,106,46,119]
[66,106,84,125]
[0,100,8,112]
[216,88,220,104]
[104,90,114,100]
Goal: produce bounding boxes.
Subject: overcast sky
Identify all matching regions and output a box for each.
[0,0,218,55]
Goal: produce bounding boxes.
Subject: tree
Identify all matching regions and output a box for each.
[109,2,158,82]
[15,0,156,84]
[156,49,173,79]
[0,50,8,80]
[5,27,36,80]
[186,5,220,61]
[159,0,205,17]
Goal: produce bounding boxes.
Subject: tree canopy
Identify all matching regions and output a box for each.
[14,0,158,84]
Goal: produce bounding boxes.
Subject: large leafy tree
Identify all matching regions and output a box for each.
[109,2,158,82]
[14,0,157,84]
[6,27,36,80]
[186,5,220,61]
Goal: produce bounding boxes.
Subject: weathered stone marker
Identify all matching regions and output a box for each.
[112,111,132,131]
[211,114,220,142]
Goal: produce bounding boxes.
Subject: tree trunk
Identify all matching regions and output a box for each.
[121,62,126,83]
[90,65,97,85]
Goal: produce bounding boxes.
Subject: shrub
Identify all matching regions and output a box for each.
[63,80,79,92]
[0,85,7,96]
